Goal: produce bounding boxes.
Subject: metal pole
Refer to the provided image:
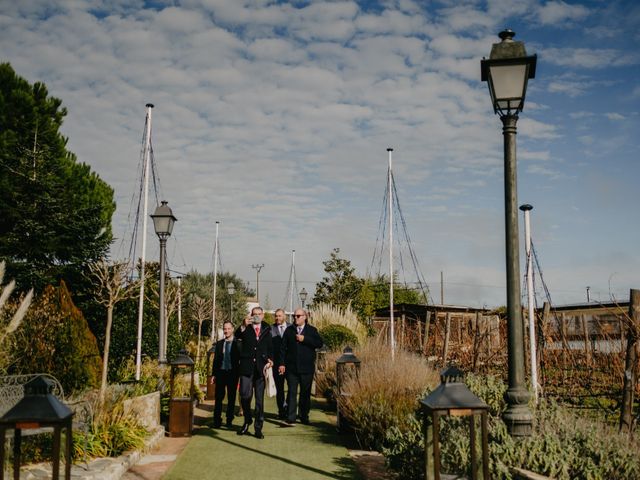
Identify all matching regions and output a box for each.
[388,148,395,360]
[211,221,219,342]
[158,237,167,363]
[177,276,182,332]
[586,286,591,302]
[520,204,538,402]
[252,263,264,305]
[135,103,153,381]
[440,271,444,305]
[501,114,532,436]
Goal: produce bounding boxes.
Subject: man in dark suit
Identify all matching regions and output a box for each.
[279,308,323,425]
[270,308,290,419]
[211,320,239,428]
[235,306,273,439]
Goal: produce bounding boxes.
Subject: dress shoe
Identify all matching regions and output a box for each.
[284,420,296,427]
[213,419,222,429]
[254,430,264,439]
[226,419,233,428]
[237,422,251,435]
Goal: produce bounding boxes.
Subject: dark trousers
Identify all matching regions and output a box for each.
[239,367,265,432]
[286,372,313,422]
[213,370,238,424]
[273,366,287,416]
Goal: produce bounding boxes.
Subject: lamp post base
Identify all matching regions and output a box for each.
[503,386,533,437]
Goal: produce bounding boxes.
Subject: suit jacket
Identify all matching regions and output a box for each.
[280,323,324,375]
[235,321,274,377]
[211,338,239,377]
[270,322,291,367]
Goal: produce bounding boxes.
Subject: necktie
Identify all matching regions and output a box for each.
[279,325,285,337]
[255,325,260,339]
[223,341,231,370]
[297,326,303,335]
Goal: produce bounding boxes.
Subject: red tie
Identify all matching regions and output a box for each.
[254,325,260,339]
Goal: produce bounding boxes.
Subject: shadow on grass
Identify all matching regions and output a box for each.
[197,428,360,480]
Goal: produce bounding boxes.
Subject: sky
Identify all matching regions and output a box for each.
[1,0,639,309]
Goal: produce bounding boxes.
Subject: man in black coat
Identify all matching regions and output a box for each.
[211,320,239,428]
[279,308,323,425]
[270,308,290,419]
[235,306,273,439]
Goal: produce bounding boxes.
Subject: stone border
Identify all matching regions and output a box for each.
[15,426,165,480]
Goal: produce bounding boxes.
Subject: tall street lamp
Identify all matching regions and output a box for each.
[151,200,177,364]
[227,283,236,322]
[251,263,264,304]
[481,29,536,437]
[299,287,308,309]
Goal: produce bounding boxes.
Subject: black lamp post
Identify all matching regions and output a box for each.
[0,376,73,480]
[481,29,536,436]
[151,200,177,364]
[227,283,235,322]
[299,287,308,309]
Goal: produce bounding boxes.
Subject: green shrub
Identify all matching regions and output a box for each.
[382,375,640,480]
[319,324,358,351]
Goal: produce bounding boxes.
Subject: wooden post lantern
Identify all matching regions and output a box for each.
[421,366,489,480]
[205,344,216,401]
[168,349,196,437]
[335,346,361,431]
[0,376,73,480]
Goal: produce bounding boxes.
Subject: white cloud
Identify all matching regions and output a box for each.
[536,1,590,25]
[544,48,639,69]
[605,112,625,121]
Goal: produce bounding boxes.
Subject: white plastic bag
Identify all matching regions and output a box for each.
[264,364,277,398]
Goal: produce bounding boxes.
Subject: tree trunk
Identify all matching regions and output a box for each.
[100,305,114,404]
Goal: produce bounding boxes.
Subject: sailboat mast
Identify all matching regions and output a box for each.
[135,103,153,381]
[388,147,395,360]
[289,250,295,319]
[211,221,219,343]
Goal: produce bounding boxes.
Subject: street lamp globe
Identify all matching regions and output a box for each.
[481,29,537,117]
[151,201,177,238]
[299,287,308,307]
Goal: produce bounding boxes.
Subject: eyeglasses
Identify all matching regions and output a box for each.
[294,314,305,318]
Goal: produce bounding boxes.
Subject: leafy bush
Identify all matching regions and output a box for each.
[335,338,438,451]
[319,324,359,351]
[311,303,369,345]
[11,282,101,393]
[382,374,640,480]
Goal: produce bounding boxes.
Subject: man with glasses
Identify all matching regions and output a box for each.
[278,309,323,425]
[236,306,273,438]
[270,308,290,419]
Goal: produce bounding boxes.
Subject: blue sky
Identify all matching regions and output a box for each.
[1,0,638,308]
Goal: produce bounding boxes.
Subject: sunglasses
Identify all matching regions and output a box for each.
[294,314,305,318]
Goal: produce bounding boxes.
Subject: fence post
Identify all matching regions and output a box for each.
[442,313,451,365]
[581,315,591,366]
[620,289,639,433]
[423,311,432,356]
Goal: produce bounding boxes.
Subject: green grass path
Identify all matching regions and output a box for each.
[163,395,362,480]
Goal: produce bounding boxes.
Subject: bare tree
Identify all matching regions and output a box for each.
[87,261,140,403]
[191,295,212,362]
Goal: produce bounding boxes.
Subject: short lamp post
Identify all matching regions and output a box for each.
[299,287,308,309]
[205,344,216,401]
[0,376,73,480]
[421,366,489,480]
[168,349,196,437]
[151,200,177,364]
[227,283,235,322]
[481,29,536,436]
[335,346,361,431]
